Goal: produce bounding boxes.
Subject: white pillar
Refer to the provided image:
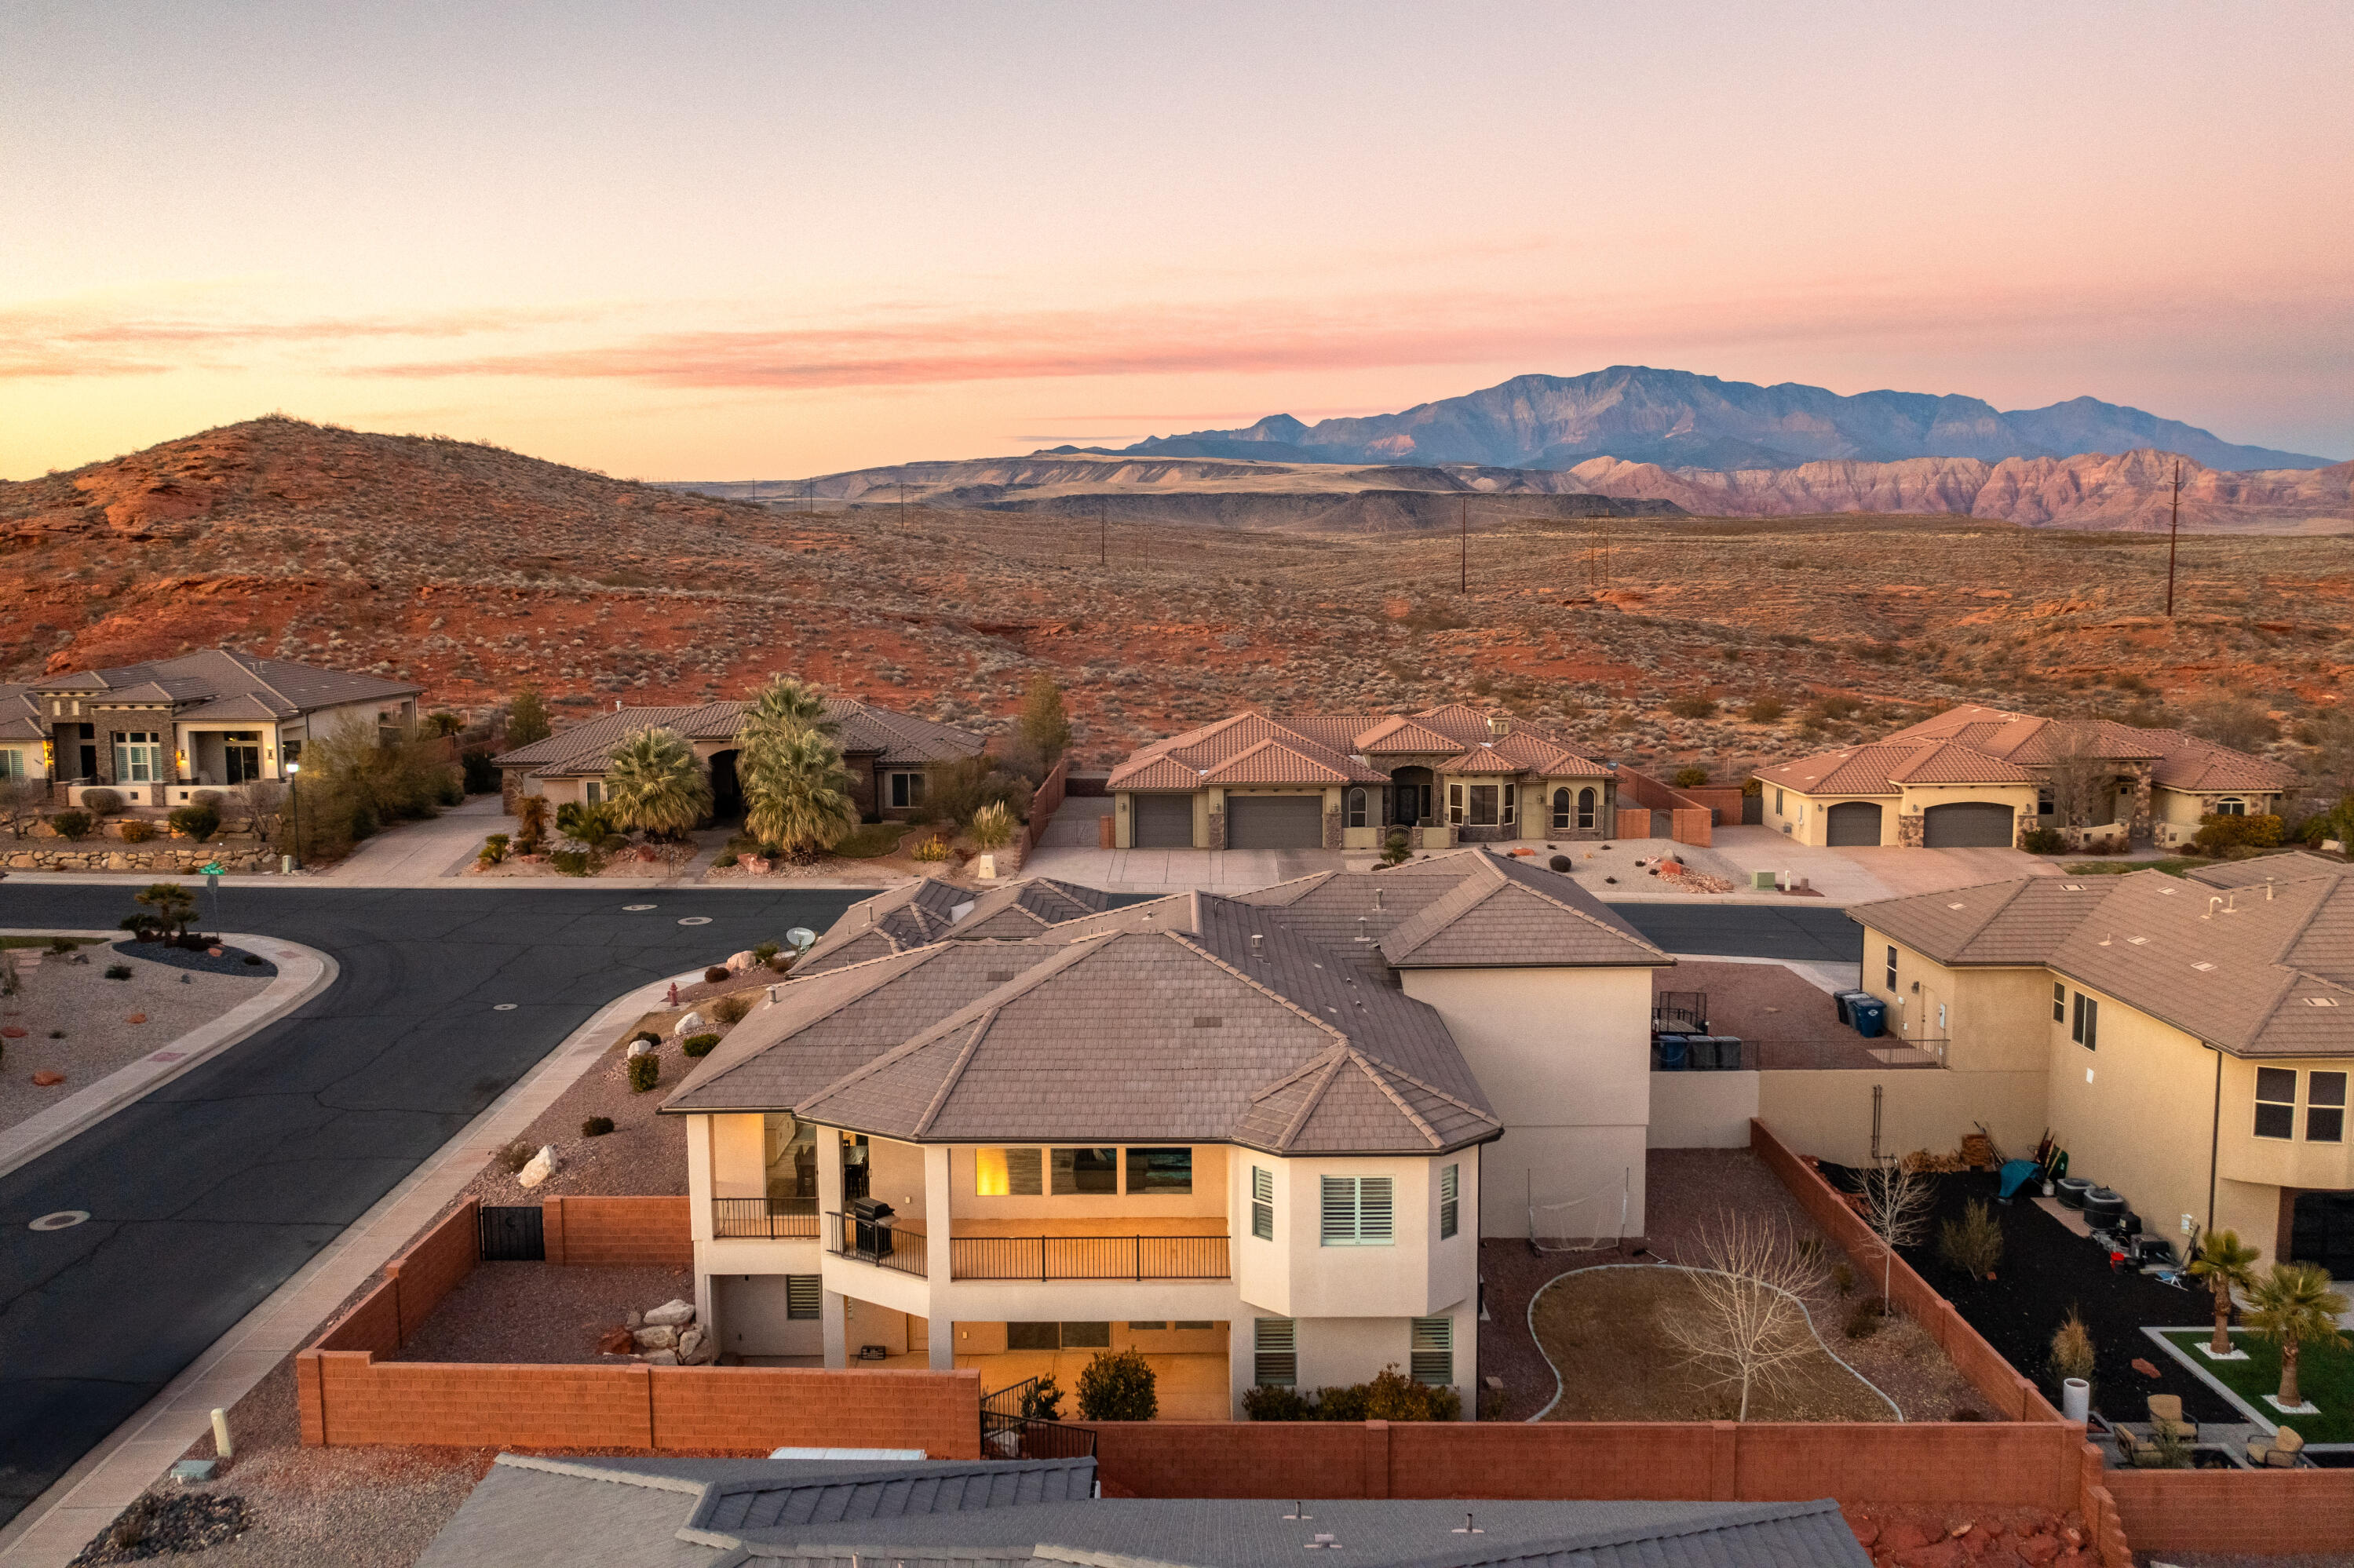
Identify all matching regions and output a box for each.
[1228,1315,1256,1420]
[821,1289,848,1368]
[924,1145,956,1370]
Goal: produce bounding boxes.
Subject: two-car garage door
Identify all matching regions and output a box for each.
[1922,802,2016,849]
[1227,796,1324,849]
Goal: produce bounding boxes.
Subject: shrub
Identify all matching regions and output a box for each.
[1671,765,1710,788]
[1381,830,1411,866]
[1241,1384,1312,1421]
[50,810,93,841]
[495,1139,536,1174]
[926,755,1033,827]
[1075,1347,1159,1421]
[1020,1376,1064,1421]
[628,1054,659,1092]
[969,800,1016,851]
[549,849,594,877]
[49,936,77,954]
[2193,811,2283,855]
[753,941,781,964]
[81,788,125,817]
[168,804,221,842]
[1744,697,1786,724]
[1831,1261,1855,1296]
[681,1032,721,1057]
[910,833,951,863]
[1666,695,1717,720]
[704,965,729,983]
[2020,826,2068,855]
[1844,1297,1886,1340]
[104,962,133,980]
[712,851,739,869]
[1937,1198,2005,1279]
[712,994,754,1026]
[581,1116,615,1136]
[119,819,158,844]
[2049,1310,2095,1397]
[633,1030,661,1046]
[478,832,511,867]
[1363,1366,1460,1420]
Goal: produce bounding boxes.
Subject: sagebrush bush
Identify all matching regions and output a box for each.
[1671,765,1710,788]
[681,1032,721,1057]
[50,810,93,841]
[1666,695,1716,720]
[581,1116,615,1137]
[712,994,754,1026]
[1745,697,1786,723]
[703,965,728,983]
[1937,1198,2005,1279]
[81,788,125,817]
[168,804,221,842]
[2020,826,2067,855]
[104,962,133,980]
[119,820,158,844]
[628,1054,659,1092]
[496,1139,536,1174]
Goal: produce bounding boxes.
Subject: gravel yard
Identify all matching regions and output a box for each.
[0,940,269,1132]
[1656,960,1927,1071]
[387,1262,695,1365]
[459,1007,698,1204]
[1546,837,1748,898]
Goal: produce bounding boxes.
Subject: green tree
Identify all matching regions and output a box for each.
[2188,1229,2263,1357]
[742,727,859,857]
[743,674,833,740]
[505,687,552,748]
[1015,673,1072,771]
[131,881,198,943]
[2244,1262,2351,1409]
[1075,1347,1159,1421]
[603,727,711,836]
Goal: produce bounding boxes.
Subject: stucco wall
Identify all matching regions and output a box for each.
[1648,1071,1761,1148]
[1754,1070,2049,1169]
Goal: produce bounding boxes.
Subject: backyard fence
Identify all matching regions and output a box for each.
[1023,757,1068,858]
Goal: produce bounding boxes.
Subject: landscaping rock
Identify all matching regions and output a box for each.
[597,1326,636,1356]
[672,1012,705,1037]
[677,1326,705,1360]
[641,1348,678,1366]
[681,1333,717,1366]
[626,1040,654,1059]
[516,1145,557,1189]
[31,1070,65,1086]
[633,1324,677,1351]
[727,950,756,972]
[643,1298,695,1327]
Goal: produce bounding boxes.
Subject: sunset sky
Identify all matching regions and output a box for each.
[6,1,2349,480]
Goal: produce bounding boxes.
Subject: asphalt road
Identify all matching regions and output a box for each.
[0,883,860,1528]
[1610,901,1861,965]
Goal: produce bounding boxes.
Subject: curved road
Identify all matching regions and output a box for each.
[0,884,1856,1524]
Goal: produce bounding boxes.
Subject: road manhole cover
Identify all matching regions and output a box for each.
[677,917,712,926]
[622,903,657,911]
[29,1211,89,1232]
[492,1003,518,1012]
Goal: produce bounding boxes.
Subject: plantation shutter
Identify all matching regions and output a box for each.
[785,1275,821,1321]
[1359,1176,1393,1242]
[1440,1164,1458,1240]
[1409,1317,1453,1385]
[1320,1176,1352,1243]
[1251,1166,1275,1241]
[1254,1317,1297,1387]
[1320,1176,1394,1245]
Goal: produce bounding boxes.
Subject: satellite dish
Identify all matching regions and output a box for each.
[785,927,817,951]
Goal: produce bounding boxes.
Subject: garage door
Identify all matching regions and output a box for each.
[1228,795,1324,849]
[1133,794,1194,848]
[2291,1191,2354,1281]
[1923,802,2016,848]
[1824,801,1883,847]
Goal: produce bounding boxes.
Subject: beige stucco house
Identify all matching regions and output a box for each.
[659,849,1670,1417]
[1756,704,2294,850]
[1849,854,2354,1278]
[493,696,984,821]
[1106,705,1615,852]
[11,650,420,806]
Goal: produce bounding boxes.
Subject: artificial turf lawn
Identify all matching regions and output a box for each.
[2155,1328,2354,1442]
[832,822,914,859]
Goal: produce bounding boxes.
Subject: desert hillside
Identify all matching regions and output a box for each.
[5,416,2348,785]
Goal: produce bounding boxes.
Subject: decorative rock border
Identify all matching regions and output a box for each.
[1,848,276,873]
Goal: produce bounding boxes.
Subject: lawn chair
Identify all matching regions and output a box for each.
[2246,1426,2305,1468]
[2147,1395,2197,1444]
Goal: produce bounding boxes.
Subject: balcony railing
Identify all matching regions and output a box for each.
[712,1197,819,1239]
[951,1234,1229,1282]
[827,1211,927,1278]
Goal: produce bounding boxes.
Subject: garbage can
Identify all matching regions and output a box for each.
[1834,990,1871,1026]
[1850,998,1888,1038]
[1655,1035,1689,1070]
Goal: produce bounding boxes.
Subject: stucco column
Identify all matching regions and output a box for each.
[1228,1315,1257,1420]
[821,1289,848,1368]
[924,1144,955,1370]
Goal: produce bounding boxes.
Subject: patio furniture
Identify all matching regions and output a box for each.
[2246,1426,2305,1468]
[2148,1395,2197,1443]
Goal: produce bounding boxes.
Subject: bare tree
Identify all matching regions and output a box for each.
[239,781,287,844]
[2042,724,2114,846]
[1849,1158,1936,1304]
[0,776,48,840]
[1657,1212,1828,1421]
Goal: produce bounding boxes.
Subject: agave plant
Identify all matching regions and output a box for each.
[2244,1262,2351,1409]
[602,727,711,837]
[2188,1229,2263,1357]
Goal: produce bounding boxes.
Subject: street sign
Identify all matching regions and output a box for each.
[200,862,224,877]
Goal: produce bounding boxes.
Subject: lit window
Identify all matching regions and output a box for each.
[2307,1071,2345,1143]
[1124,1147,1192,1194]
[1251,1165,1274,1241]
[1319,1176,1393,1245]
[1409,1316,1453,1386]
[1254,1318,1297,1387]
[2255,1067,2296,1140]
[1346,788,1367,829]
[1578,787,1596,830]
[1049,1147,1117,1194]
[2071,993,2099,1051]
[975,1147,1042,1196]
[1551,788,1571,830]
[1439,1163,1458,1240]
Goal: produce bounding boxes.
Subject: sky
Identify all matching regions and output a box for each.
[5,1,2349,480]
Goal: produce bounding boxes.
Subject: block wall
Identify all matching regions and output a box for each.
[2104,1468,2354,1558]
[1618,808,1653,838]
[389,1199,480,1343]
[545,1195,692,1267]
[649,1366,980,1456]
[1670,808,1713,848]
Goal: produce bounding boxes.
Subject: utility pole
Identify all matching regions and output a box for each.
[2165,461,2181,619]
[1459,495,1468,593]
[805,478,814,516]
[1099,500,1107,567]
[898,482,907,529]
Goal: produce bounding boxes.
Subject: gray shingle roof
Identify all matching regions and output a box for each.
[493,695,985,778]
[794,877,1113,974]
[0,686,46,743]
[24,649,417,717]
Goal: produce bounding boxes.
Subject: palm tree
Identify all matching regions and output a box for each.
[742,726,859,858]
[2188,1230,2263,1356]
[2244,1262,2350,1409]
[603,727,711,837]
[742,675,832,742]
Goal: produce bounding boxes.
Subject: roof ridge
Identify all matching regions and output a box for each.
[1353,1051,1497,1124]
[221,649,300,711]
[913,1012,994,1136]
[667,947,949,1105]
[1475,853,1672,957]
[1345,1047,1441,1147]
[2262,875,2338,968]
[1276,1048,1350,1150]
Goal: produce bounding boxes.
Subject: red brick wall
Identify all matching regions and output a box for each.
[651,1366,980,1457]
[1679,786,1748,822]
[1618,808,1653,839]
[2105,1468,2354,1557]
[543,1196,692,1267]
[388,1200,480,1344]
[1750,1120,2063,1424]
[1670,808,1713,848]
[313,1276,400,1356]
[308,1352,655,1447]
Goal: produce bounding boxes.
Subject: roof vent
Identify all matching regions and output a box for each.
[2307,997,2341,1008]
[2062,884,2085,892]
[1947,902,1965,910]
[2192,961,2217,972]
[988,970,1015,983]
[1193,1015,1222,1027]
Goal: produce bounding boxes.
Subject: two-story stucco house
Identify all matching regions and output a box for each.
[658,849,1670,1417]
[19,649,420,806]
[1756,704,2294,850]
[492,696,985,819]
[1850,853,2354,1279]
[1106,705,1616,853]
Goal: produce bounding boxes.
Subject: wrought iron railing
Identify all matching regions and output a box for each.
[712,1197,819,1239]
[950,1234,1229,1282]
[981,1409,1098,1460]
[1651,1037,1947,1071]
[827,1210,927,1277]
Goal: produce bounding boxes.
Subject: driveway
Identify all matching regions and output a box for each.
[1708,826,2055,904]
[1021,797,1341,893]
[312,793,512,885]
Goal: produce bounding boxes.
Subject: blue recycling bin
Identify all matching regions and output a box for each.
[1834,990,1870,1026]
[1850,998,1888,1038]
[1655,1035,1689,1070]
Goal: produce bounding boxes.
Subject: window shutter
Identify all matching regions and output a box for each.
[786,1275,822,1321]
[1254,1317,1297,1387]
[1359,1177,1393,1242]
[1440,1164,1458,1240]
[1409,1316,1453,1385]
[1252,1166,1275,1241]
[1320,1176,1355,1243]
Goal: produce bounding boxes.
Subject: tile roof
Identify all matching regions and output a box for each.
[1353,716,1463,753]
[493,696,984,778]
[2137,729,2298,793]
[24,649,418,716]
[1203,738,1355,786]
[1108,705,1606,791]
[1378,852,1671,969]
[793,877,1110,973]
[0,686,46,744]
[2186,853,2353,891]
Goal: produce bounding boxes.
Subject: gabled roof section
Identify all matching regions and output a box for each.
[2187,853,2352,891]
[1201,737,1353,786]
[1852,877,2117,966]
[1352,715,1462,754]
[1883,740,2040,786]
[2139,728,2297,792]
[0,686,46,743]
[1111,704,1604,790]
[1436,743,1525,775]
[26,649,417,715]
[1233,1045,1502,1154]
[1786,703,2286,800]
[1379,851,1671,968]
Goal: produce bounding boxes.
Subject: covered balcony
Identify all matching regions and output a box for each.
[827,1211,1228,1282]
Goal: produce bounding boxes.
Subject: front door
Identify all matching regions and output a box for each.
[224,733,262,785]
[1392,784,1423,826]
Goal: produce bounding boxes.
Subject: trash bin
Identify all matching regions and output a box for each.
[1850,998,1888,1038]
[1834,990,1871,1026]
[1655,1035,1689,1070]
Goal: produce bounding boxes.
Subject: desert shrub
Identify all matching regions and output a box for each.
[168,803,221,842]
[461,749,499,794]
[1744,696,1786,723]
[754,941,781,964]
[969,800,1016,850]
[581,1116,615,1137]
[104,962,133,980]
[514,795,549,855]
[1666,695,1716,720]
[549,848,594,877]
[910,833,951,862]
[49,936,77,954]
[1831,1261,1855,1296]
[1806,695,1863,724]
[1020,1376,1064,1420]
[1937,1198,2005,1279]
[2049,1310,2096,1393]
[289,717,461,862]
[712,994,754,1026]
[628,1054,659,1092]
[50,809,93,841]
[1844,1297,1886,1340]
[2181,696,2278,753]
[495,1139,536,1174]
[1381,830,1411,866]
[1671,766,1710,788]
[1290,1368,1459,1422]
[704,965,729,983]
[119,819,158,844]
[81,788,125,817]
[2193,812,2283,855]
[1312,1380,1368,1421]
[2020,826,2068,855]
[1075,1347,1158,1421]
[633,1030,661,1046]
[712,851,739,869]
[1241,1384,1312,1421]
[927,754,1032,828]
[555,800,626,850]
[478,832,511,867]
[681,1032,721,1057]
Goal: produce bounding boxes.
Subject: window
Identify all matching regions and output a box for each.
[976,1147,1042,1196]
[0,750,22,779]
[1578,786,1596,830]
[1320,1175,1394,1245]
[1129,1322,1169,1331]
[2255,1068,2297,1140]
[1254,1318,1297,1387]
[1410,1317,1454,1386]
[2053,982,2066,1023]
[1885,945,1898,992]
[888,771,925,809]
[114,731,162,783]
[583,779,603,805]
[2308,1071,2346,1143]
[1346,787,1367,829]
[2071,993,2099,1051]
[785,1275,822,1320]
[2213,798,2246,817]
[2038,789,2055,817]
[1251,1165,1274,1241]
[1173,1321,1214,1331]
[1050,1147,1118,1194]
[1060,1322,1111,1349]
[1502,783,1516,826]
[1469,785,1498,826]
[1447,784,1464,826]
[1775,787,1785,815]
[1551,788,1571,830]
[1439,1164,1458,1240]
[1008,1322,1060,1351]
[1125,1147,1193,1194]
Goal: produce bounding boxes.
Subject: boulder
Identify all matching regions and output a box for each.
[626,1309,644,1329]
[672,1012,706,1037]
[681,1333,717,1366]
[516,1145,557,1189]
[727,950,757,972]
[633,1324,677,1351]
[597,1326,636,1356]
[626,1041,655,1059]
[677,1326,705,1360]
[641,1348,679,1366]
[644,1298,695,1327]
[31,1070,65,1087]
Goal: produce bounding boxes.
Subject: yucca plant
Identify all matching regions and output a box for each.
[2245,1262,2350,1409]
[603,726,712,837]
[2188,1229,2263,1357]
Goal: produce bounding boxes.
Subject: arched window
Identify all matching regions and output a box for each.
[1551,787,1571,830]
[1345,787,1367,829]
[1577,787,1597,830]
[2213,798,2246,817]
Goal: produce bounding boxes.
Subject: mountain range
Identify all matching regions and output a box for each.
[1075,366,2334,472]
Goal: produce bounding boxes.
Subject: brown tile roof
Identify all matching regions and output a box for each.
[1436,745,1526,775]
[494,695,984,778]
[2186,853,2353,891]
[795,877,1111,973]
[2137,730,2298,793]
[1202,738,1354,786]
[1377,852,1672,969]
[27,649,418,717]
[1855,877,2122,967]
[1352,717,1462,754]
[1754,744,1919,797]
[1884,742,2042,786]
[1108,705,1604,791]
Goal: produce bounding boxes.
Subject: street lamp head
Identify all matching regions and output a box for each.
[285,763,300,775]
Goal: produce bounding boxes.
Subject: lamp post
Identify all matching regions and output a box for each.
[285,761,301,872]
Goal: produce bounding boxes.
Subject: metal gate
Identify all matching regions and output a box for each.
[479,1205,546,1261]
